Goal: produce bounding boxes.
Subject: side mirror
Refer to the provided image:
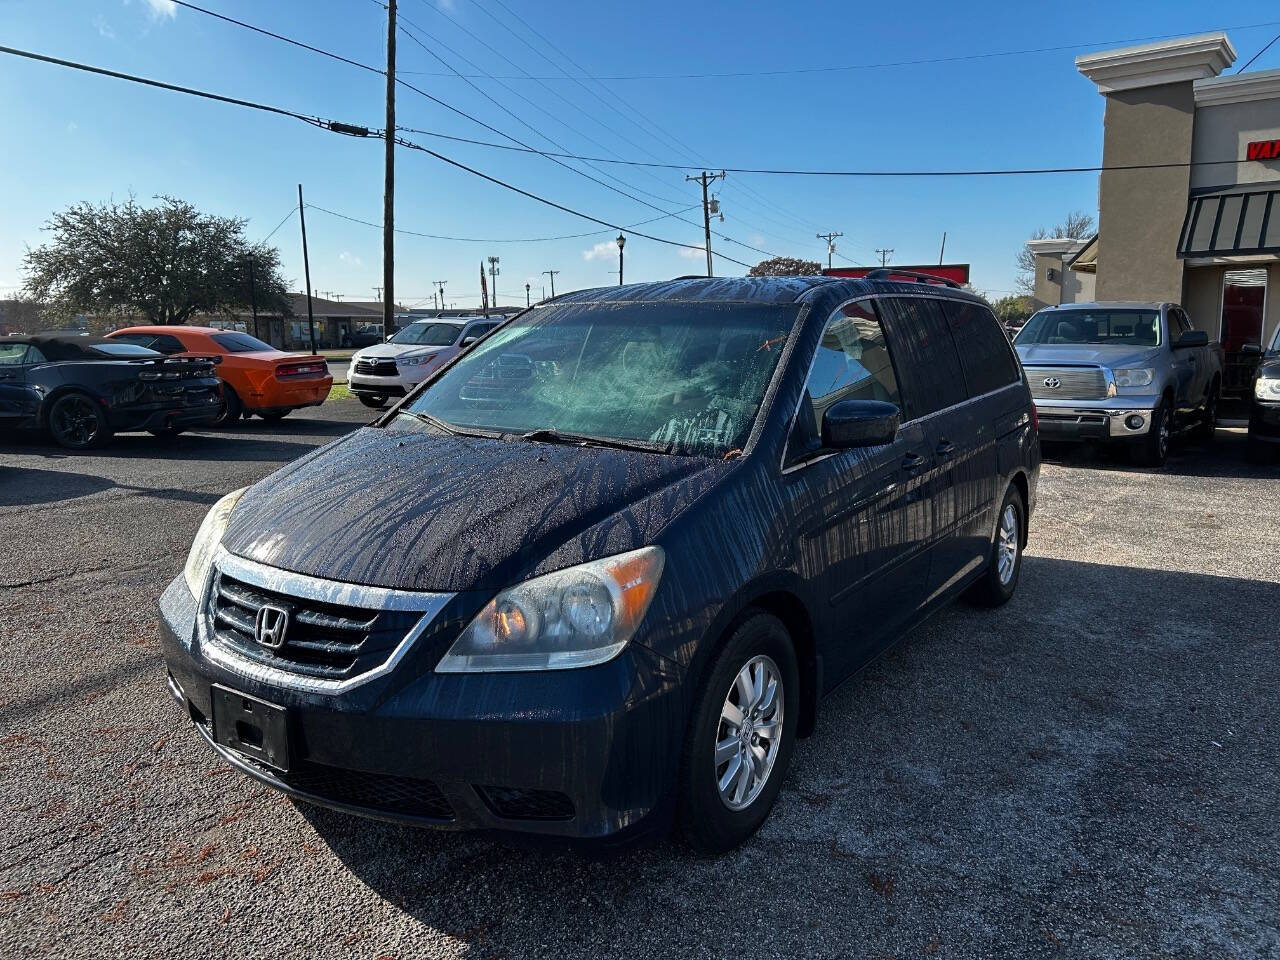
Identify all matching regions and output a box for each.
[461,336,479,347]
[1241,342,1263,356]
[821,399,900,449]
[1174,330,1209,349]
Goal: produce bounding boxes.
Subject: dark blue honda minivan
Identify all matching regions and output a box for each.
[160,274,1039,852]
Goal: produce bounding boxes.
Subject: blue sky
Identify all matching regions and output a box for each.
[3,0,1280,308]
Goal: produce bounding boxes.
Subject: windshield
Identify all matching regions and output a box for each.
[1016,309,1161,347]
[391,322,462,346]
[92,342,161,357]
[400,301,798,456]
[212,332,274,353]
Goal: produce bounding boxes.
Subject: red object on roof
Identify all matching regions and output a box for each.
[823,264,971,286]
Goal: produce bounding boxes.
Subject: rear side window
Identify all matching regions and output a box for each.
[212,332,274,353]
[0,343,28,365]
[788,300,902,461]
[876,297,967,419]
[942,300,1021,397]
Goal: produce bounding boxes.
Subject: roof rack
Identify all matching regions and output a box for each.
[864,268,962,289]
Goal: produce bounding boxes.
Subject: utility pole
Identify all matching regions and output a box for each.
[543,269,559,298]
[938,232,947,265]
[876,248,895,268]
[297,184,317,354]
[434,280,447,312]
[817,231,843,270]
[247,255,260,342]
[487,256,500,313]
[685,170,726,277]
[382,0,397,342]
[374,286,383,301]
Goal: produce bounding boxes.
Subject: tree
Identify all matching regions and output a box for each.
[22,196,292,325]
[748,256,823,277]
[992,294,1035,329]
[0,297,47,334]
[1015,210,1094,294]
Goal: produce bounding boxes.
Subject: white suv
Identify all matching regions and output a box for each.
[348,317,503,409]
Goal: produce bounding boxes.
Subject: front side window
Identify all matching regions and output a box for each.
[788,300,901,462]
[943,300,1021,397]
[399,301,798,456]
[1016,309,1162,347]
[390,322,463,347]
[211,332,273,353]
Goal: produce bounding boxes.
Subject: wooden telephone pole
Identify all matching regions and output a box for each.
[382,0,397,340]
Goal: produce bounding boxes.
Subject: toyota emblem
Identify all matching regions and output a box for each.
[1043,376,1062,389]
[254,604,290,649]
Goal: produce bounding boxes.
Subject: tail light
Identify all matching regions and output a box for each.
[1030,405,1039,432]
[276,362,328,378]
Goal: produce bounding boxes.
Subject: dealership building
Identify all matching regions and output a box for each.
[1031,33,1280,396]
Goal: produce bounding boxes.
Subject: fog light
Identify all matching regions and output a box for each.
[1125,415,1145,430]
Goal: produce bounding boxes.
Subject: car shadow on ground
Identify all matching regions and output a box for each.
[0,466,228,508]
[0,432,337,464]
[292,555,1280,956]
[1042,428,1273,480]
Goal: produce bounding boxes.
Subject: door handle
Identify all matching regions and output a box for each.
[901,452,927,473]
[935,439,956,459]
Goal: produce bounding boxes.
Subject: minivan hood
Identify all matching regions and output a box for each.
[1016,343,1161,368]
[220,426,722,592]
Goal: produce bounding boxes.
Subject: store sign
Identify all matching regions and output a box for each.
[1246,139,1280,161]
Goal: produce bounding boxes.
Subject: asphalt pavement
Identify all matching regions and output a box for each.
[1,406,1278,959]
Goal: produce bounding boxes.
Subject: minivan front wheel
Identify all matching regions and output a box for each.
[966,485,1025,607]
[677,612,798,853]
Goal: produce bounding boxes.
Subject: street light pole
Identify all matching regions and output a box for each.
[487,256,500,313]
[297,183,317,354]
[616,233,626,286]
[525,282,530,307]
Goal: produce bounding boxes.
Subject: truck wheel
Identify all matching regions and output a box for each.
[47,392,111,450]
[1195,382,1219,445]
[677,612,798,854]
[965,484,1025,607]
[1133,399,1171,468]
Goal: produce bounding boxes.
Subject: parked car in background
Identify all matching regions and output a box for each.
[1014,301,1223,466]
[108,327,331,424]
[0,334,221,449]
[344,325,383,348]
[1245,331,1280,461]
[347,316,504,409]
[160,275,1038,852]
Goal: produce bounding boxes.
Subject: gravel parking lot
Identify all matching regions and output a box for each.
[2,405,1278,959]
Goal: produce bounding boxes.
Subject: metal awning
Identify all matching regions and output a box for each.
[1067,234,1098,273]
[1178,187,1280,259]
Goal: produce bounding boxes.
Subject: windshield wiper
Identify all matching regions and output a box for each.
[518,428,675,456]
[396,410,497,439]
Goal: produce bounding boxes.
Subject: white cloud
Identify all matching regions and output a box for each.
[142,0,177,19]
[339,251,363,267]
[94,16,116,39]
[749,234,767,248]
[582,241,616,262]
[679,245,707,260]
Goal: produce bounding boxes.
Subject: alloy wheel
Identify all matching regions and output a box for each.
[715,654,784,811]
[997,503,1019,586]
[52,396,100,447]
[1158,408,1171,459]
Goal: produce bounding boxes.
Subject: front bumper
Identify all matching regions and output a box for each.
[158,575,686,841]
[1250,398,1280,443]
[1033,398,1157,441]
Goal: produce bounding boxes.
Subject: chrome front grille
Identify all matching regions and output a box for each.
[1025,365,1109,400]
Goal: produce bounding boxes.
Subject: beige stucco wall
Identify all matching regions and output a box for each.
[1031,251,1096,307]
[1095,83,1196,302]
[1190,99,1280,190]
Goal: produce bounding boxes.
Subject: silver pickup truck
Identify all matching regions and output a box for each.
[1014,301,1223,467]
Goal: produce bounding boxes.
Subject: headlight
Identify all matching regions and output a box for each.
[182,487,246,597]
[1257,375,1280,400]
[436,546,666,673]
[398,353,437,367]
[1113,368,1154,389]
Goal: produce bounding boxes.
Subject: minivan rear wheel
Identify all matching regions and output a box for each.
[965,484,1025,608]
[677,611,798,853]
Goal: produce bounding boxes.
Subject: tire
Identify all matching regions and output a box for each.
[47,392,111,450]
[357,394,388,409]
[259,409,290,421]
[1133,397,1172,468]
[677,612,799,854]
[1195,381,1219,445]
[965,484,1026,608]
[215,385,242,425]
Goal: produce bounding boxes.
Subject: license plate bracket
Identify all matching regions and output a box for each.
[211,685,291,773]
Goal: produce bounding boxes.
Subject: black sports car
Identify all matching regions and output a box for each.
[0,334,223,450]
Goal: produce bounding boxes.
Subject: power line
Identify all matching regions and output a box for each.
[395,19,1280,80]
[1237,30,1280,72]
[255,203,300,245]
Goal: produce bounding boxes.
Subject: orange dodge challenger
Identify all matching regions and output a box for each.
[107,327,331,424]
